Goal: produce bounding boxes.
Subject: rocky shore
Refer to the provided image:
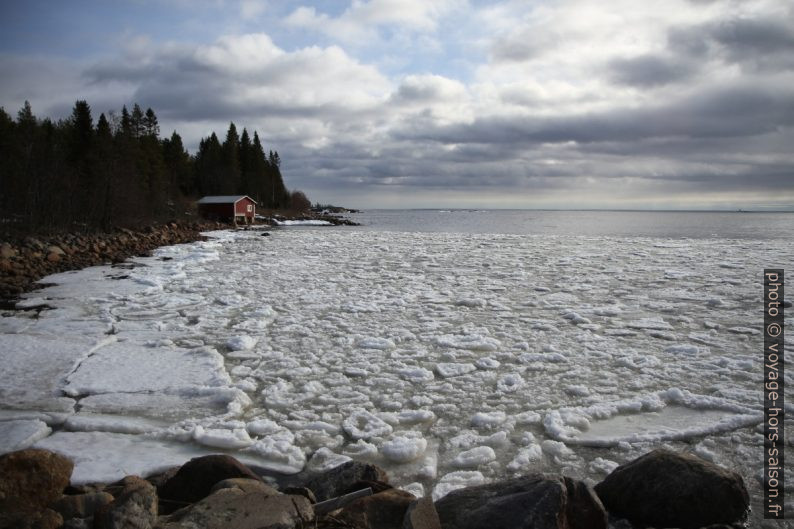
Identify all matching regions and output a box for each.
[0,448,749,529]
[0,222,227,308]
[0,212,358,308]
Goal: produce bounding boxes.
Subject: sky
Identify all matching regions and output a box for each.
[1,0,793,210]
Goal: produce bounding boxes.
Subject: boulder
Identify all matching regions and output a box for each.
[157,454,262,513]
[594,449,750,529]
[160,488,313,529]
[209,477,279,496]
[50,491,114,520]
[434,474,606,529]
[0,449,74,514]
[94,476,157,529]
[335,488,415,529]
[403,497,441,529]
[304,460,389,502]
[0,243,16,258]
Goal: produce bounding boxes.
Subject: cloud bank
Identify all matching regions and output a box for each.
[1,0,792,209]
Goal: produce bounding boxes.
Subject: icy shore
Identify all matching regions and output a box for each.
[0,227,791,521]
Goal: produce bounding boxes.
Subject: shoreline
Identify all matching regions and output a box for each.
[0,211,359,309]
[0,221,228,309]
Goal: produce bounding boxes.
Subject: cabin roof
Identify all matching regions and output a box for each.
[197,195,257,205]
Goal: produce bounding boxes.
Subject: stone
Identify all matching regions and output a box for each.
[160,488,313,529]
[94,476,157,529]
[0,243,16,258]
[209,477,279,496]
[282,486,316,504]
[594,449,750,529]
[50,491,114,520]
[157,454,263,513]
[434,474,606,529]
[403,497,441,529]
[62,518,91,529]
[46,252,61,262]
[304,460,389,502]
[31,509,63,529]
[336,488,415,529]
[46,245,65,255]
[0,449,74,515]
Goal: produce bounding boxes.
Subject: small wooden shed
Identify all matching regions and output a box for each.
[197,195,257,225]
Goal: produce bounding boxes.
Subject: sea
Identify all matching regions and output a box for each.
[1,209,792,526]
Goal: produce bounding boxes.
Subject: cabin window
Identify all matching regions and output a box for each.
[247,205,253,212]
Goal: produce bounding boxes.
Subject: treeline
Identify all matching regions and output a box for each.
[0,100,304,231]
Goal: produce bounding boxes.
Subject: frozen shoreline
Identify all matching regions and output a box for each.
[0,227,792,522]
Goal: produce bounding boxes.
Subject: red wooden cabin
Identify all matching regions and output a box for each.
[197,196,257,225]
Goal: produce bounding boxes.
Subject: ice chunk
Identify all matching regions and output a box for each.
[398,410,436,425]
[382,433,428,463]
[471,411,507,428]
[64,344,231,396]
[506,444,543,472]
[496,373,524,393]
[541,440,574,459]
[627,318,674,331]
[435,363,476,378]
[452,446,496,468]
[664,344,700,355]
[342,439,379,458]
[435,334,500,352]
[401,482,425,498]
[227,335,258,351]
[475,357,500,370]
[342,410,393,440]
[35,431,209,484]
[245,437,306,474]
[433,471,486,500]
[357,337,396,350]
[307,447,351,472]
[193,425,254,449]
[398,367,435,383]
[588,457,619,475]
[0,419,52,452]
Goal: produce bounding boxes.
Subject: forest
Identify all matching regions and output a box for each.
[0,100,308,231]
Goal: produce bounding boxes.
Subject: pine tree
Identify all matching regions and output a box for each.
[221,122,240,194]
[162,131,193,197]
[131,103,145,139]
[143,108,159,138]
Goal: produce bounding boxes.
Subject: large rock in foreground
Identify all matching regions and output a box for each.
[0,448,73,521]
[156,454,263,512]
[160,488,313,529]
[594,449,749,529]
[434,474,606,529]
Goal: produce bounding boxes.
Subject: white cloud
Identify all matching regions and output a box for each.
[240,0,267,19]
[285,0,460,43]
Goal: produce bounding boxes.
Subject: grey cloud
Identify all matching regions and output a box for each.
[394,82,794,146]
[490,29,560,63]
[608,54,697,87]
[667,15,794,71]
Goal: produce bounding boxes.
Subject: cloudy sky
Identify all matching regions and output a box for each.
[1,0,793,209]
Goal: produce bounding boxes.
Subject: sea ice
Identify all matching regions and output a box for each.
[452,446,496,468]
[0,419,52,452]
[382,433,428,463]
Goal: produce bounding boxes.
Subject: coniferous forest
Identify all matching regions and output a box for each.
[0,100,298,231]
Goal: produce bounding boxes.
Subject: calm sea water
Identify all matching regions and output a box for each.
[348,209,794,240]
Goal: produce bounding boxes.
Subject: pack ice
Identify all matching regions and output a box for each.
[0,228,789,505]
